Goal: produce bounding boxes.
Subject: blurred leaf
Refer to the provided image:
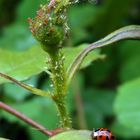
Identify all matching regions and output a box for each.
[27,98,57,140]
[120,55,140,82]
[63,44,104,69]
[29,128,49,140]
[118,40,140,82]
[68,4,102,44]
[3,76,38,102]
[93,0,138,38]
[85,47,114,85]
[49,130,92,140]
[17,0,47,25]
[83,88,115,128]
[0,0,48,51]
[112,121,140,138]
[0,24,36,51]
[114,77,140,131]
[0,46,46,84]
[0,44,103,84]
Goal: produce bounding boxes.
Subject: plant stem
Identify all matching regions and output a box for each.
[48,50,71,128]
[0,101,53,136]
[53,95,71,128]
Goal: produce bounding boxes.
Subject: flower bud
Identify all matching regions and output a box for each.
[28,0,69,54]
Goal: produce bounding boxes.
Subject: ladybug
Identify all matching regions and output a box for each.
[91,128,116,140]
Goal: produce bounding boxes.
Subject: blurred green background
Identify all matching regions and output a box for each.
[0,0,140,139]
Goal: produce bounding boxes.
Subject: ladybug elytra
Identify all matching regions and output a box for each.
[91,128,116,140]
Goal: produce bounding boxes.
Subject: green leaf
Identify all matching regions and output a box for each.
[114,77,140,131]
[0,24,36,51]
[112,121,140,138]
[66,25,140,85]
[68,4,102,44]
[118,40,140,82]
[17,0,47,24]
[0,46,46,84]
[0,138,10,140]
[49,130,92,140]
[63,44,105,70]
[83,88,115,128]
[0,44,103,84]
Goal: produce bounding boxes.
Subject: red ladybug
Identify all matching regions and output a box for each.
[92,128,116,140]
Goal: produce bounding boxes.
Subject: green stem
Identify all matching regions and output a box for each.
[53,95,71,128]
[48,50,71,128]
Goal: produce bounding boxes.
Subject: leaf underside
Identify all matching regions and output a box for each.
[49,130,92,140]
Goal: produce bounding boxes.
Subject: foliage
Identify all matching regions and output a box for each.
[49,130,92,140]
[0,44,103,84]
[0,0,140,140]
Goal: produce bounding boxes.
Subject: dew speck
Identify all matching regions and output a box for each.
[28,84,34,87]
[50,84,53,87]
[69,0,79,4]
[88,0,98,4]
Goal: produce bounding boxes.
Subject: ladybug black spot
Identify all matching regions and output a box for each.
[99,135,102,138]
[106,136,109,140]
[111,136,116,140]
[107,129,111,133]
[95,128,100,132]
[92,136,97,140]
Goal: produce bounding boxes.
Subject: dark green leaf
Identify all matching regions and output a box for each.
[83,88,115,128]
[118,40,140,82]
[68,4,102,44]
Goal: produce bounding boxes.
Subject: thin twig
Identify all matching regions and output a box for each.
[0,101,53,136]
[73,75,87,129]
[0,73,51,97]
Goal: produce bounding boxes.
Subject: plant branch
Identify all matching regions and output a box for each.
[48,50,71,128]
[67,25,140,85]
[0,101,53,136]
[0,73,51,97]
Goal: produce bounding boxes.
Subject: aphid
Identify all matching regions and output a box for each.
[44,18,49,25]
[91,128,116,140]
